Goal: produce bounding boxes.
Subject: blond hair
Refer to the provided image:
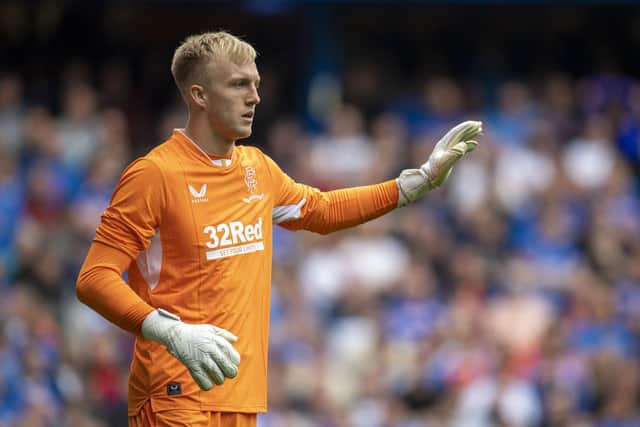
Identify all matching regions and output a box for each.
[171,31,257,97]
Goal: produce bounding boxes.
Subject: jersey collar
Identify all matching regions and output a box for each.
[173,129,236,169]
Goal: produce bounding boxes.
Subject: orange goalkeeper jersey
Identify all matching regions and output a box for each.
[81,130,398,416]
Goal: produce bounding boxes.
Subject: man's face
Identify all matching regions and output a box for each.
[200,58,261,142]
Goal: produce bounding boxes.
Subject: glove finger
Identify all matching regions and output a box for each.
[438,120,482,150]
[217,337,241,366]
[201,340,238,378]
[463,140,478,153]
[205,325,239,357]
[422,149,462,188]
[202,357,226,385]
[458,122,482,143]
[444,120,476,140]
[212,325,238,343]
[437,141,478,182]
[210,337,240,377]
[189,365,214,390]
[451,140,477,156]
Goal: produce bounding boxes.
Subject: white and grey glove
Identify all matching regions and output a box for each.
[396,120,482,208]
[397,120,482,207]
[141,308,241,390]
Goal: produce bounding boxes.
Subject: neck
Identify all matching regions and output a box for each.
[184,114,235,156]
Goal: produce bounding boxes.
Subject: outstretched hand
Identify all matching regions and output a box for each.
[397,120,482,207]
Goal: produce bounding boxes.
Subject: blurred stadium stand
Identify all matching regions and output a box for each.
[1,1,639,426]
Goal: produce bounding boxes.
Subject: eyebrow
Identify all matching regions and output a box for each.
[229,75,261,85]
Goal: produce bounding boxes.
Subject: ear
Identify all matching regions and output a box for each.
[189,84,207,109]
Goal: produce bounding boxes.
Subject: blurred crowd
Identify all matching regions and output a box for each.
[1,56,640,427]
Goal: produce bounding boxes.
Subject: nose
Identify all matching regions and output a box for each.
[247,85,260,106]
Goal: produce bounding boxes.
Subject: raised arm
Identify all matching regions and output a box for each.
[269,120,482,234]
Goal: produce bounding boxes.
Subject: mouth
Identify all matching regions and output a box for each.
[242,112,254,121]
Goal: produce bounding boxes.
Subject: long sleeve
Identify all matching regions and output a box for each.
[264,153,399,234]
[76,157,166,334]
[77,241,154,334]
[279,180,398,234]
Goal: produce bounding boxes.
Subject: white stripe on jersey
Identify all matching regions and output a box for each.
[136,229,162,289]
[272,198,307,224]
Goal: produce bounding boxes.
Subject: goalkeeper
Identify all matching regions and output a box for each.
[76,31,481,427]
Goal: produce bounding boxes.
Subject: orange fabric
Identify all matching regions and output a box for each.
[262,154,398,235]
[129,400,154,427]
[280,180,398,234]
[77,242,155,334]
[77,130,399,416]
[128,401,256,427]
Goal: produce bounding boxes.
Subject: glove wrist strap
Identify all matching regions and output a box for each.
[396,168,432,208]
[157,308,181,321]
[141,308,182,347]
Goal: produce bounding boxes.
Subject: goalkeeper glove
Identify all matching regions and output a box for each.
[397,120,482,207]
[141,308,241,390]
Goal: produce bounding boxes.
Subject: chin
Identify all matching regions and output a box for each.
[235,128,252,140]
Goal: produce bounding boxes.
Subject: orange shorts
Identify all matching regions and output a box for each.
[129,401,257,427]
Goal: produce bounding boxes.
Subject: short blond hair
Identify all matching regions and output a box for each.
[171,31,257,96]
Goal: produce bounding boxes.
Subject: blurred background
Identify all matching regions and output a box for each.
[1,1,640,426]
